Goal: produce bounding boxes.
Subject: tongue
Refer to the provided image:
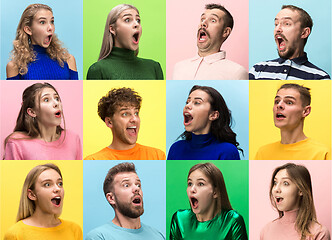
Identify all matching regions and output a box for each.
[192,199,198,209]
[199,35,207,42]
[127,128,136,136]
[279,41,285,50]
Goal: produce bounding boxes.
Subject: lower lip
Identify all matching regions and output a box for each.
[55,114,61,118]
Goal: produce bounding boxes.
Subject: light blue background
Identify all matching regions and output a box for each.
[249,0,331,77]
[83,160,166,239]
[1,0,83,80]
[166,80,249,160]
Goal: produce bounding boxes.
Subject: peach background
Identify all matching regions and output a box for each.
[249,160,331,240]
[0,81,83,158]
[166,0,249,79]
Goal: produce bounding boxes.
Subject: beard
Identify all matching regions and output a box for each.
[115,195,144,218]
[277,41,296,59]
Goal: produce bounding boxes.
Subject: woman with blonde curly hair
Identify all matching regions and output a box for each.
[3,163,82,240]
[6,4,78,80]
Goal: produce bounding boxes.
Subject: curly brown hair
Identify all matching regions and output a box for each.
[11,4,69,75]
[98,87,142,122]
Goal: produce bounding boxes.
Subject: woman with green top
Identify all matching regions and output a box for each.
[87,4,163,80]
[170,163,248,240]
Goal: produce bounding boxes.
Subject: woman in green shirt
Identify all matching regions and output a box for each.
[87,4,163,80]
[170,163,248,240]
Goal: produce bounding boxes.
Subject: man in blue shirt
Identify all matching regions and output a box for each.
[86,162,165,240]
[250,5,330,80]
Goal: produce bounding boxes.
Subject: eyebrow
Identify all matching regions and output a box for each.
[122,13,140,18]
[120,178,141,183]
[41,177,62,183]
[187,97,204,101]
[200,13,220,19]
[275,17,293,21]
[275,95,296,100]
[187,177,206,182]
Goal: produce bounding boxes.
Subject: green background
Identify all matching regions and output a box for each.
[83,0,166,79]
[166,160,249,238]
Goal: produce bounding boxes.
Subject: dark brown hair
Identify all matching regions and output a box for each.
[205,3,233,30]
[277,83,311,107]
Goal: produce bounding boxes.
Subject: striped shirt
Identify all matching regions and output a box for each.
[249,53,330,80]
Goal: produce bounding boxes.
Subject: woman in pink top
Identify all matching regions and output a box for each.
[3,82,82,160]
[260,163,330,240]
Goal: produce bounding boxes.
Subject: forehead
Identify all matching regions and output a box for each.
[115,104,139,112]
[34,9,53,19]
[275,169,289,179]
[275,8,300,22]
[119,8,139,18]
[202,8,224,20]
[188,89,211,101]
[114,172,140,183]
[40,87,57,97]
[276,88,301,100]
[37,169,61,181]
[188,169,209,180]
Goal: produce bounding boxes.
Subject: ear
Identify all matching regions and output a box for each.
[301,27,311,39]
[105,117,113,128]
[27,189,37,201]
[213,190,218,199]
[27,108,37,118]
[109,25,116,36]
[298,190,303,196]
[24,26,32,36]
[209,111,219,121]
[106,192,116,205]
[302,105,311,118]
[222,27,232,39]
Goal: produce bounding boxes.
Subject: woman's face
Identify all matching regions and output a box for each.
[34,87,62,128]
[25,9,54,48]
[272,169,301,212]
[187,169,217,221]
[111,8,142,51]
[29,169,64,216]
[183,89,213,135]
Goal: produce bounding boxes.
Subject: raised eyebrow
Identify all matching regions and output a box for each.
[41,93,51,98]
[211,13,221,20]
[275,17,293,21]
[193,97,204,101]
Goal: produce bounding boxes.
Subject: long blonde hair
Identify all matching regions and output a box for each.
[98,4,139,60]
[17,163,63,221]
[11,4,69,75]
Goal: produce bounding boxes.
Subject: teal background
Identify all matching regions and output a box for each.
[83,0,166,79]
[249,0,331,77]
[0,0,83,80]
[166,160,249,239]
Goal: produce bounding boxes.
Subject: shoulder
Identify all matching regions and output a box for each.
[213,141,240,160]
[260,219,278,239]
[7,132,30,142]
[255,141,279,160]
[310,222,330,239]
[86,223,112,240]
[136,144,166,160]
[61,219,82,234]
[6,60,19,78]
[84,147,110,160]
[223,209,245,223]
[67,54,77,71]
[171,209,192,221]
[140,222,165,239]
[4,221,24,239]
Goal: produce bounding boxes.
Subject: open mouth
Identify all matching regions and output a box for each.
[276,113,286,119]
[132,195,141,205]
[183,112,193,126]
[127,126,137,136]
[55,111,61,118]
[190,197,198,209]
[133,32,139,44]
[275,35,286,51]
[44,34,52,45]
[275,197,283,204]
[51,196,61,206]
[198,29,208,42]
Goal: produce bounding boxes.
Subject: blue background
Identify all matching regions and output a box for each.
[0,0,83,80]
[166,80,249,160]
[83,160,166,239]
[249,0,331,77]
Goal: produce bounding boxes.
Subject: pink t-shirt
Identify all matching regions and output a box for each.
[4,130,82,160]
[260,209,330,240]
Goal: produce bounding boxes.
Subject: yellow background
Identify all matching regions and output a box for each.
[249,80,332,159]
[0,160,83,239]
[83,80,166,158]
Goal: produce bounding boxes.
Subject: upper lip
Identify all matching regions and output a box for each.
[197,28,209,39]
[55,110,61,116]
[275,112,286,118]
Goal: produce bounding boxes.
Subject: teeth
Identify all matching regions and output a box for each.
[55,196,60,199]
[184,113,190,116]
[127,126,136,129]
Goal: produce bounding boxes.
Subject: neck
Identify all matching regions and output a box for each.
[109,140,136,151]
[195,203,218,222]
[112,212,141,229]
[197,47,221,57]
[38,124,60,142]
[23,210,61,228]
[289,48,305,60]
[280,125,306,144]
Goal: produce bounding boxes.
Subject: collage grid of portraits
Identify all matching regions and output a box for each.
[0,0,332,240]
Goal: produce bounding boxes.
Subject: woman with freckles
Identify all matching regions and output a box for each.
[4,163,82,240]
[167,85,241,160]
[87,4,163,79]
[260,163,330,240]
[170,162,248,240]
[3,82,82,160]
[6,4,78,80]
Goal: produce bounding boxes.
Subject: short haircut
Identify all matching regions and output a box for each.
[205,3,234,30]
[282,5,313,45]
[277,83,311,107]
[103,162,137,196]
[98,88,142,121]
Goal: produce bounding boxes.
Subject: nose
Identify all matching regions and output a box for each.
[47,23,54,32]
[53,99,58,108]
[273,183,281,193]
[184,102,192,110]
[132,184,140,193]
[275,23,282,33]
[277,101,284,110]
[201,19,207,28]
[53,184,61,192]
[189,184,196,193]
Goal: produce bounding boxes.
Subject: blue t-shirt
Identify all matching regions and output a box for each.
[85,221,165,240]
[167,132,240,160]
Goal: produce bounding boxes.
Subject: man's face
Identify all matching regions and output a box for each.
[273,88,309,130]
[197,9,227,56]
[109,104,140,148]
[111,172,144,218]
[274,8,306,59]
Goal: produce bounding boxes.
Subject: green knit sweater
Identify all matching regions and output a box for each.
[86,47,163,80]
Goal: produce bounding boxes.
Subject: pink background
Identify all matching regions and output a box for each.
[249,160,331,240]
[166,0,249,79]
[0,81,83,158]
